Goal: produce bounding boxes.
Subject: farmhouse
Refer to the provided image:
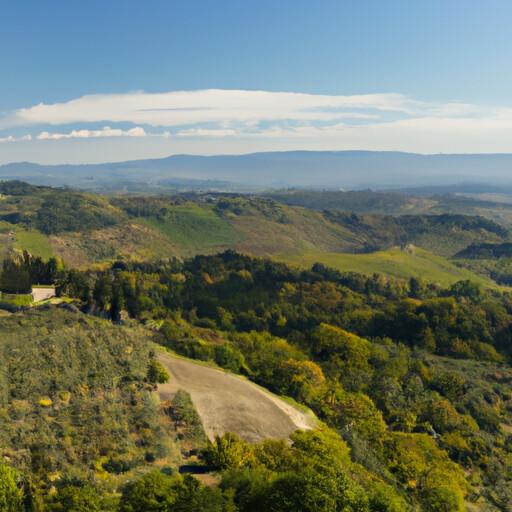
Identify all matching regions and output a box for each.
[31,286,56,302]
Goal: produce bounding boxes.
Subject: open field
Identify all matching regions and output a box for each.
[157,350,316,443]
[14,229,54,259]
[138,205,245,256]
[278,246,502,289]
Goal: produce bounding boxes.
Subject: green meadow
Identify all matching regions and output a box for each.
[278,246,501,288]
[13,229,54,259]
[137,204,245,255]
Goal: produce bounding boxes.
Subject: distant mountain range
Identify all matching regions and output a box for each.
[2,150,512,192]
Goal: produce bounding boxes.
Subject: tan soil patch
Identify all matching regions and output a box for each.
[158,351,316,443]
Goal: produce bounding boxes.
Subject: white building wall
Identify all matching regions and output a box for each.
[31,287,56,302]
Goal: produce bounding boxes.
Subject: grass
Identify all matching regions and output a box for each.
[277,246,502,289]
[0,292,33,308]
[138,205,245,255]
[13,229,54,259]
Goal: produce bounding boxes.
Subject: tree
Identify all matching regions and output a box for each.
[384,433,467,508]
[368,482,407,512]
[446,280,483,302]
[329,391,387,444]
[274,358,325,402]
[119,471,176,512]
[220,467,272,512]
[263,460,369,512]
[409,277,426,299]
[0,464,23,512]
[120,472,235,512]
[203,433,255,470]
[0,257,31,293]
[46,484,101,512]
[421,486,465,512]
[311,323,372,391]
[263,470,337,512]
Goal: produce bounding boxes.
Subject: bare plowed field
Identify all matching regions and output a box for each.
[158,351,316,443]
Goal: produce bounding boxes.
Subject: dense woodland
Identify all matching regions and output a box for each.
[1,249,512,510]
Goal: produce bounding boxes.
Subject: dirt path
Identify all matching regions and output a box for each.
[157,351,316,443]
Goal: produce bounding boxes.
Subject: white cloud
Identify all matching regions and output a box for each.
[3,89,466,130]
[2,89,512,160]
[0,134,32,143]
[36,126,147,140]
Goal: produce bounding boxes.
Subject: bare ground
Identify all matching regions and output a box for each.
[157,351,316,443]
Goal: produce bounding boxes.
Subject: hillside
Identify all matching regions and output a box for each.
[2,247,512,508]
[21,251,512,510]
[278,246,499,288]
[267,189,512,226]
[0,182,509,287]
[0,307,182,494]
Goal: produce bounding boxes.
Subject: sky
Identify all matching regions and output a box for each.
[2,0,512,164]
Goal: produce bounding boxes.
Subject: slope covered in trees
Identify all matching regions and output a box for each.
[0,308,184,498]
[0,251,501,509]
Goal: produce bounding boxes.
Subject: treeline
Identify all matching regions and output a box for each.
[456,241,512,259]
[0,251,62,293]
[0,181,124,234]
[62,251,511,360]
[456,257,512,286]
[324,210,508,253]
[266,189,414,213]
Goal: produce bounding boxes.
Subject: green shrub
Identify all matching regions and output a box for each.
[147,360,170,384]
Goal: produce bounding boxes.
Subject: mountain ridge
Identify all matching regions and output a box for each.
[4,150,512,190]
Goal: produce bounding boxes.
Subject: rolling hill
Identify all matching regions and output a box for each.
[0,181,509,287]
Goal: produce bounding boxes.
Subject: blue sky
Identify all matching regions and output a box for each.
[2,0,512,163]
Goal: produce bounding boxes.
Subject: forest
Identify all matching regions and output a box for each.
[1,247,512,510]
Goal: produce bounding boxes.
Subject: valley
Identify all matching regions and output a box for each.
[4,4,512,511]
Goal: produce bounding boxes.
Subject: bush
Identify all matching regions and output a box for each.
[147,359,170,384]
[203,433,255,470]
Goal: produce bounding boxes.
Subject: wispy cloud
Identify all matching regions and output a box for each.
[2,89,512,159]
[2,89,484,131]
[36,126,148,140]
[0,134,32,143]
[176,127,239,137]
